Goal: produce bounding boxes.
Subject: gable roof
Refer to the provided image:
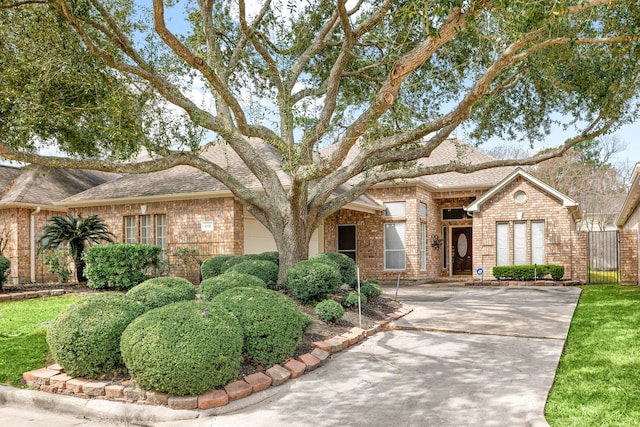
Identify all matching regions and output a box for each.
[616,162,640,227]
[465,167,581,219]
[0,166,118,209]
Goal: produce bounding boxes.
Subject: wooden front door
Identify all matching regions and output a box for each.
[452,227,472,275]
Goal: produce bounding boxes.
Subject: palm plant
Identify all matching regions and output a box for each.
[38,213,115,283]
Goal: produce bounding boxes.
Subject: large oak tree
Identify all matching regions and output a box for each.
[1,0,640,279]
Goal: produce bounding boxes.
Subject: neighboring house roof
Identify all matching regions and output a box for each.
[616,162,640,227]
[466,167,582,220]
[0,165,118,209]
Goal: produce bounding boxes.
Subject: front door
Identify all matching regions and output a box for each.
[452,227,472,275]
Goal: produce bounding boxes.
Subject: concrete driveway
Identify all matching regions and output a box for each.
[0,285,581,427]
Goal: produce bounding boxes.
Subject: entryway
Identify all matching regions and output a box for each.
[451,227,472,275]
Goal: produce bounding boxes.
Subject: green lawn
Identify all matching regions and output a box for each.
[588,269,620,284]
[545,284,640,426]
[0,295,84,386]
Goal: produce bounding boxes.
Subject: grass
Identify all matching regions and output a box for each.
[0,295,84,386]
[545,284,640,426]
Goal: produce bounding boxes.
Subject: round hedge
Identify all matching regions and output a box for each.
[126,276,196,311]
[285,260,342,304]
[315,299,344,323]
[199,272,266,301]
[312,252,357,286]
[251,251,279,265]
[227,260,278,289]
[46,293,145,378]
[200,254,235,280]
[212,287,312,366]
[360,279,382,299]
[121,300,243,396]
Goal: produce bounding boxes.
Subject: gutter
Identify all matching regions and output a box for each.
[30,206,41,283]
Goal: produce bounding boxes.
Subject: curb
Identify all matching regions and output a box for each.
[4,304,413,424]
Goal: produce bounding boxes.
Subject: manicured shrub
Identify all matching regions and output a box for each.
[312,252,357,285]
[220,255,253,273]
[315,299,344,323]
[212,287,313,366]
[0,255,9,288]
[285,260,342,304]
[121,300,243,396]
[251,251,279,265]
[492,264,565,281]
[360,279,382,299]
[342,291,367,308]
[83,243,161,290]
[199,272,266,301]
[200,254,235,280]
[46,293,145,378]
[126,276,196,312]
[227,260,279,289]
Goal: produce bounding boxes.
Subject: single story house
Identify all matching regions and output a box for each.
[6,139,635,285]
[616,162,640,281]
[0,165,117,283]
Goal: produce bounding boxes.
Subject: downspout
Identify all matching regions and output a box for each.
[30,206,41,283]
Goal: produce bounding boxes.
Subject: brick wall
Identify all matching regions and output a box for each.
[71,197,244,284]
[471,177,583,281]
[619,229,638,284]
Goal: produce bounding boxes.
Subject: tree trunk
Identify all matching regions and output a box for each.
[273,210,312,284]
[74,257,87,283]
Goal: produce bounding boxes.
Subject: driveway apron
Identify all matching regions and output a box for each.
[176,285,580,427]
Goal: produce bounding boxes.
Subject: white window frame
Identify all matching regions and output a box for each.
[140,215,152,245]
[420,222,427,271]
[419,203,427,219]
[384,202,406,218]
[513,221,527,265]
[531,220,545,265]
[496,222,510,266]
[124,216,137,244]
[155,214,167,258]
[384,222,406,270]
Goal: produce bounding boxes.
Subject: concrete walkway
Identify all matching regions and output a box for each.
[0,285,581,426]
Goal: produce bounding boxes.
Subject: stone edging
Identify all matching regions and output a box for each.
[22,304,414,411]
[0,289,67,302]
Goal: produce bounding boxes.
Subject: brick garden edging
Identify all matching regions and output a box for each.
[22,304,414,411]
[466,280,584,287]
[0,289,67,302]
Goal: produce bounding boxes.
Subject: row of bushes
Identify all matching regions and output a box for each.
[492,264,565,281]
[47,275,312,396]
[0,255,9,289]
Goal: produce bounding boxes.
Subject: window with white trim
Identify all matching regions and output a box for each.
[420,223,426,271]
[140,215,152,245]
[384,202,406,217]
[513,221,527,265]
[155,214,167,258]
[384,222,406,270]
[531,220,545,264]
[124,216,137,244]
[496,222,510,266]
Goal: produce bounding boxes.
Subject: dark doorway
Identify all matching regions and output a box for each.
[338,225,356,262]
[452,227,472,275]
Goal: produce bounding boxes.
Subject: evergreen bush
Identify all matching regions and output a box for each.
[199,272,266,301]
[360,279,382,299]
[311,252,356,285]
[284,260,342,304]
[342,291,367,308]
[126,276,196,312]
[121,300,243,396]
[0,255,9,288]
[212,287,312,366]
[46,293,145,378]
[492,264,565,281]
[83,243,161,290]
[227,260,278,289]
[315,299,344,323]
[251,251,279,265]
[200,254,235,280]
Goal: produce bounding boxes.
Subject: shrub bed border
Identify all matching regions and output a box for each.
[22,304,414,411]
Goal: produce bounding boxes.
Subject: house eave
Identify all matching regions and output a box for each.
[0,202,67,212]
[58,191,236,208]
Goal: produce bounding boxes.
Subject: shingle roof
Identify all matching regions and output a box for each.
[0,166,118,207]
[62,138,513,208]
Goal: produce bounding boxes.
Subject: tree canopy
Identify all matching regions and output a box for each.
[1,0,640,274]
